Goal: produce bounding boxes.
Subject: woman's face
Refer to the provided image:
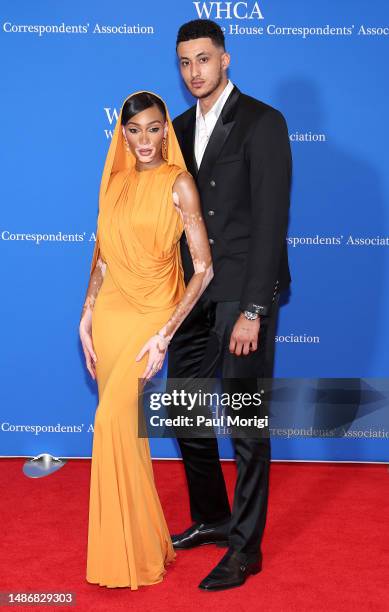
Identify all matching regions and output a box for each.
[122,105,167,165]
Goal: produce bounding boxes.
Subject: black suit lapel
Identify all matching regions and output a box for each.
[180,110,198,176]
[197,85,241,189]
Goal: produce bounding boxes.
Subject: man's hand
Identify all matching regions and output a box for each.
[229,313,260,356]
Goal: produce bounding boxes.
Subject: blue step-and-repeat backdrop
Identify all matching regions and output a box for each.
[1,1,388,462]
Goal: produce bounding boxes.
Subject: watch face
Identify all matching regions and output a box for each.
[244,311,258,320]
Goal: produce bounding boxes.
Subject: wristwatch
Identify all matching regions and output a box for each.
[242,310,259,321]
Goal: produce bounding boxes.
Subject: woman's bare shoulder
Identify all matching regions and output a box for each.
[172,169,195,191]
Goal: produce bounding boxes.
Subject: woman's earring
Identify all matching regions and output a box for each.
[123,134,131,155]
[162,137,168,160]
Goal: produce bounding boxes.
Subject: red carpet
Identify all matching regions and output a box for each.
[0,458,388,611]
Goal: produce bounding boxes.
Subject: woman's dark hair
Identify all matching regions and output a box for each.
[176,19,225,50]
[121,92,166,125]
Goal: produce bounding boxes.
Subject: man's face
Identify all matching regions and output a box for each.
[177,37,230,99]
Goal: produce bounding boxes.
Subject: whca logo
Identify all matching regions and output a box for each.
[193,2,264,20]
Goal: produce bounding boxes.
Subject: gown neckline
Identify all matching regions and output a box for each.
[134,161,168,174]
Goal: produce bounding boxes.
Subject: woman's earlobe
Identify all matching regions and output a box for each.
[122,128,131,154]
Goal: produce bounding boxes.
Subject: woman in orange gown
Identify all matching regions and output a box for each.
[79,91,213,589]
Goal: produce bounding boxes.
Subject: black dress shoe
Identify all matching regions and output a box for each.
[198,548,262,591]
[171,520,230,549]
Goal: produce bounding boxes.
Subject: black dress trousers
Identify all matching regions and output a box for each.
[167,293,280,556]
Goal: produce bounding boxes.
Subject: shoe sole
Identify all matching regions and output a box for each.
[198,565,262,591]
[173,540,229,550]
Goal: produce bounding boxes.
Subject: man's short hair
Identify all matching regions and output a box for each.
[176,19,225,51]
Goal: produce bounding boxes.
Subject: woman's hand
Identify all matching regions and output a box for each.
[79,310,97,380]
[135,334,169,385]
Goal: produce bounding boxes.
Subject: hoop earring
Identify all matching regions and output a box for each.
[162,137,168,160]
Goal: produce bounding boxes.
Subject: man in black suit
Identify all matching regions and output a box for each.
[168,19,292,591]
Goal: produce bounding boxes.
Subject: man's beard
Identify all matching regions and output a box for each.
[187,72,224,99]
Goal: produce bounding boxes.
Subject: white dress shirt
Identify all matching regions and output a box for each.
[194,79,234,168]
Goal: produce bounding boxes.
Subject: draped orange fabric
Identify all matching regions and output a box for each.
[86,92,188,589]
[96,163,186,313]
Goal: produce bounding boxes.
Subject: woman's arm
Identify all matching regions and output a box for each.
[79,246,107,380]
[159,171,213,342]
[136,171,213,382]
[80,256,107,322]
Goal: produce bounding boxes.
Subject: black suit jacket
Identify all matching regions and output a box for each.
[173,85,292,316]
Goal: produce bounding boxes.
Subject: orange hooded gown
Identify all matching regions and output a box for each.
[86,91,187,589]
